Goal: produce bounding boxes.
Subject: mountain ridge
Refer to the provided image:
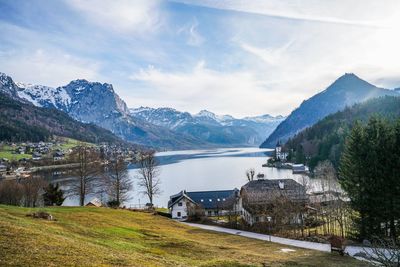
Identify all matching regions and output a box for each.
[1,72,208,150]
[129,107,285,146]
[0,91,129,145]
[260,73,398,148]
[284,95,400,170]
[3,72,283,149]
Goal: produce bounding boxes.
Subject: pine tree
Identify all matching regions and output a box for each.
[43,183,65,206]
[340,117,400,241]
[339,121,367,239]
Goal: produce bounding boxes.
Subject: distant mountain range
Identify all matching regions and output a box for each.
[0,74,127,145]
[0,72,284,149]
[130,107,284,146]
[260,73,399,148]
[3,71,397,150]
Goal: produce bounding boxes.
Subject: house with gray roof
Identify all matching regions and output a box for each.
[239,178,309,225]
[168,189,239,220]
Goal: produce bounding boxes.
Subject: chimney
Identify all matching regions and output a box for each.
[278,181,285,189]
[257,173,265,180]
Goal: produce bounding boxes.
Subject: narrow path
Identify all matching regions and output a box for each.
[182,222,331,252]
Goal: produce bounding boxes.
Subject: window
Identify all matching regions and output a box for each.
[177,212,181,217]
[178,202,183,206]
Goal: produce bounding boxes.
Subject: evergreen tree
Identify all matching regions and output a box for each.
[339,121,367,239]
[340,117,400,241]
[43,183,65,206]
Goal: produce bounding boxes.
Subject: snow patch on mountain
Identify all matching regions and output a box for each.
[16,83,71,109]
[243,114,285,123]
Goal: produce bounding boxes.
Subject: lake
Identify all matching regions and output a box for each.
[63,147,307,207]
[128,147,307,207]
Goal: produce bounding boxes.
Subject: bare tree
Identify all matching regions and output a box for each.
[135,151,161,206]
[68,144,101,206]
[187,203,205,222]
[246,168,255,182]
[0,180,23,205]
[314,160,351,237]
[363,237,400,266]
[22,176,47,207]
[0,177,47,207]
[103,151,133,206]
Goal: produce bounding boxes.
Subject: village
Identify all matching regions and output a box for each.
[0,138,137,181]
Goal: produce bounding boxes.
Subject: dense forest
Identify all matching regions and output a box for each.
[0,92,127,145]
[284,96,400,170]
[340,117,400,242]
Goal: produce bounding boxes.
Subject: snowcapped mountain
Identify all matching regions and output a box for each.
[16,83,71,110]
[2,73,207,149]
[130,107,194,129]
[0,72,20,99]
[16,79,129,123]
[130,107,285,146]
[3,71,284,149]
[243,114,285,124]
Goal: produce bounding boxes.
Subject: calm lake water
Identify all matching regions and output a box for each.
[63,147,306,207]
[129,147,306,207]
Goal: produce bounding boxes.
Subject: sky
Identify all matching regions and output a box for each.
[1,0,400,117]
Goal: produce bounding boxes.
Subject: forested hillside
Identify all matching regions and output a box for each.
[261,73,398,148]
[284,96,400,170]
[0,92,127,144]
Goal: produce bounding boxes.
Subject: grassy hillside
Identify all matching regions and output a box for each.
[0,206,368,267]
[0,144,32,160]
[285,96,400,170]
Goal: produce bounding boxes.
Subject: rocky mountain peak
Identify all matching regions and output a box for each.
[0,72,21,99]
[196,109,216,118]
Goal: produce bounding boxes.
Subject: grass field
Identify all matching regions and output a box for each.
[0,145,31,160]
[54,137,95,151]
[0,138,95,161]
[0,205,370,267]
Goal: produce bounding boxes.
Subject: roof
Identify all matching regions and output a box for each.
[168,189,238,209]
[241,179,308,205]
[292,164,306,172]
[167,191,197,208]
[53,151,64,157]
[187,189,238,209]
[85,198,102,207]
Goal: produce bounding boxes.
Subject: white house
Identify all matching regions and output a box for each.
[275,141,288,161]
[168,189,239,220]
[168,191,197,220]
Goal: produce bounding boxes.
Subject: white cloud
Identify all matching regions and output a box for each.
[172,0,400,27]
[0,49,100,87]
[66,0,162,34]
[129,61,303,116]
[240,41,292,66]
[177,20,204,46]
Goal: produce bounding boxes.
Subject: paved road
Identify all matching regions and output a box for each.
[182,222,331,252]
